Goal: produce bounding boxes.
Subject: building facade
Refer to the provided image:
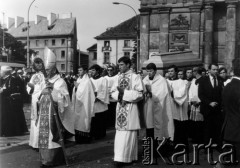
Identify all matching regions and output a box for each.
[87,43,97,67]
[7,13,78,74]
[95,16,138,66]
[139,0,240,72]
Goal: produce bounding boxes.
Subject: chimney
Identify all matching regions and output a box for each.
[15,16,24,28]
[59,13,72,19]
[35,15,47,24]
[7,17,15,29]
[47,13,57,26]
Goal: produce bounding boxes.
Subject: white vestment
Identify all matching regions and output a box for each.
[27,72,45,148]
[72,74,95,133]
[91,77,109,113]
[168,79,189,121]
[111,70,143,162]
[105,75,118,102]
[143,74,175,140]
[37,74,75,149]
[188,78,203,121]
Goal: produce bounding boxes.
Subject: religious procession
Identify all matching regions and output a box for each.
[0,47,240,168]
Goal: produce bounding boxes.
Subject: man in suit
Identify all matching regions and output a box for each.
[222,58,240,163]
[198,63,223,147]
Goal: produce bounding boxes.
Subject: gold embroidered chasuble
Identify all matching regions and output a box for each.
[111,70,144,131]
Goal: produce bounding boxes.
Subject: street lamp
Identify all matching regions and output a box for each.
[2,12,5,50]
[113,2,139,70]
[77,42,81,67]
[27,0,36,68]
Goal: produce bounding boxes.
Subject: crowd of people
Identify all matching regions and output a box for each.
[0,47,240,168]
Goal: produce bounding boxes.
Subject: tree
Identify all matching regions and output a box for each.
[0,25,26,63]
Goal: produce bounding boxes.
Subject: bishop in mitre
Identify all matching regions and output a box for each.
[37,47,75,167]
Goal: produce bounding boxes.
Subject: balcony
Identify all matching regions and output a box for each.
[102,46,112,52]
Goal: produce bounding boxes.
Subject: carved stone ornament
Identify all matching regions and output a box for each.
[170,14,190,30]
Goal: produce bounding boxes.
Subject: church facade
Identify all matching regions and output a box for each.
[139,0,240,72]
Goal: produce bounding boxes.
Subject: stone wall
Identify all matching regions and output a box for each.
[140,0,240,71]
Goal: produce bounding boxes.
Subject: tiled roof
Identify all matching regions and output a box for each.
[87,43,97,51]
[8,18,76,38]
[95,15,139,40]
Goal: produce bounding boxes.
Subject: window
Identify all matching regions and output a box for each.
[61,39,65,45]
[61,50,65,59]
[44,40,48,46]
[36,40,39,47]
[104,41,110,47]
[124,40,130,47]
[104,52,110,63]
[124,52,130,58]
[93,52,97,60]
[61,64,65,71]
[52,39,55,46]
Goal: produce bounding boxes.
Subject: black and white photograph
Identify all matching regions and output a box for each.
[0,0,240,168]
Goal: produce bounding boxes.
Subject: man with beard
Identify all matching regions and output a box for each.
[72,66,95,143]
[111,56,144,166]
[89,64,109,140]
[0,66,28,136]
[27,57,46,149]
[36,47,75,167]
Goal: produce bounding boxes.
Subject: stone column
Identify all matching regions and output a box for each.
[203,3,214,69]
[225,1,237,71]
[139,8,150,68]
[159,8,170,53]
[189,5,201,57]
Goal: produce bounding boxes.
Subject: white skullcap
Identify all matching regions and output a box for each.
[1,66,12,73]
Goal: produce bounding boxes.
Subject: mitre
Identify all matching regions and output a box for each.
[44,47,56,70]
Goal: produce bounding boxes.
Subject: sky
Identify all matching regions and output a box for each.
[0,0,141,51]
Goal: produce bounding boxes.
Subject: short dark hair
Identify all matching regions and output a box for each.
[219,67,227,74]
[185,68,193,72]
[78,65,88,71]
[118,56,131,67]
[146,63,157,71]
[178,69,184,73]
[202,68,206,73]
[89,64,102,74]
[232,58,240,77]
[168,65,178,72]
[193,67,203,75]
[208,63,218,70]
